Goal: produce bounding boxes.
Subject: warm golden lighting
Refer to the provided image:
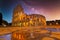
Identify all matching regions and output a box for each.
[12,32,25,40]
[12,4,46,27]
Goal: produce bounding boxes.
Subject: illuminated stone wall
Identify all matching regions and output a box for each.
[12,4,46,27]
[12,4,27,26]
[28,14,46,26]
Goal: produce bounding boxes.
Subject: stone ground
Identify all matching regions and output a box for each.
[0,26,60,40]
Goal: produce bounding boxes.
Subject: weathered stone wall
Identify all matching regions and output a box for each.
[12,4,46,27]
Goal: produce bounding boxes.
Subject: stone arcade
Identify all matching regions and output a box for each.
[12,4,46,27]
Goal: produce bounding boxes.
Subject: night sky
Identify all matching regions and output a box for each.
[0,0,60,23]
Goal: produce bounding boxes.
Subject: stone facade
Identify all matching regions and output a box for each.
[12,4,46,27]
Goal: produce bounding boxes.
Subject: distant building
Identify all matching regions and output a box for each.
[55,20,60,25]
[12,4,46,27]
[0,12,2,25]
[46,21,55,25]
[8,23,12,26]
[46,20,60,25]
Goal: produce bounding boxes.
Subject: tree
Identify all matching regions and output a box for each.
[0,12,2,25]
[2,20,8,27]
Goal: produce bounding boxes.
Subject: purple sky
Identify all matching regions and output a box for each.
[0,0,60,23]
[23,0,60,21]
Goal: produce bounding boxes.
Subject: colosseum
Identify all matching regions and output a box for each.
[12,4,46,27]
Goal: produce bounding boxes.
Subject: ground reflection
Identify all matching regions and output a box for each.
[0,28,60,40]
[0,34,11,40]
